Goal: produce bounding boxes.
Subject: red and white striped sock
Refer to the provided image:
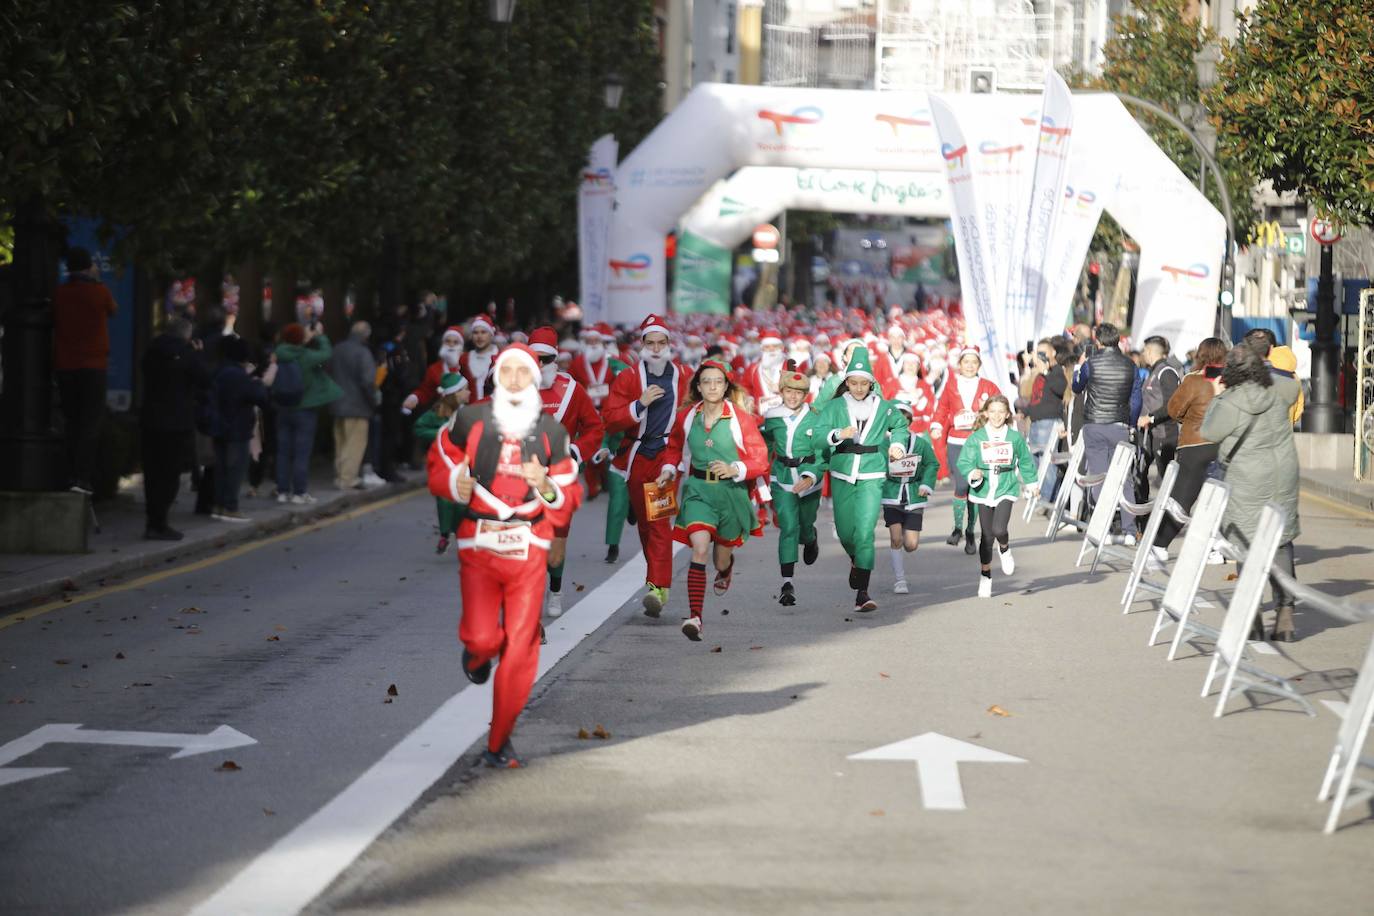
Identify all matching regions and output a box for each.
[687,562,706,618]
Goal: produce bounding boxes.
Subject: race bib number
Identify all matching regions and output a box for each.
[888,454,921,477]
[474,519,531,561]
[954,409,977,431]
[758,393,783,412]
[588,384,609,401]
[980,440,1014,466]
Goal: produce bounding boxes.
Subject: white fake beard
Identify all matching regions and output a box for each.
[742,343,762,362]
[539,363,557,389]
[492,382,542,438]
[642,351,669,374]
[761,351,784,371]
[439,344,462,368]
[683,347,706,368]
[583,344,605,363]
[788,347,809,365]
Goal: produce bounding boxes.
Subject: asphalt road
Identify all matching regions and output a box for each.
[2,485,1372,915]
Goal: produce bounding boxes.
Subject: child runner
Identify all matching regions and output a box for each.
[655,359,770,641]
[413,371,469,553]
[882,401,940,595]
[819,347,911,612]
[931,345,1000,555]
[761,361,825,607]
[956,395,1038,598]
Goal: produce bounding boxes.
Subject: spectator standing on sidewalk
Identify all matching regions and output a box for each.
[1072,323,1142,539]
[273,322,341,504]
[211,336,277,521]
[329,321,379,490]
[1136,335,1184,496]
[1023,337,1071,501]
[52,247,117,494]
[139,317,210,540]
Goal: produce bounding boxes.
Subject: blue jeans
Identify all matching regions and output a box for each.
[1027,418,1061,500]
[275,407,318,496]
[1082,422,1132,532]
[214,438,250,511]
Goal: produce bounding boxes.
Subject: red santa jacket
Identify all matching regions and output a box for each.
[602,360,694,475]
[741,361,785,415]
[658,399,772,513]
[896,376,937,434]
[931,375,1001,445]
[410,359,458,411]
[871,344,906,400]
[426,403,583,552]
[569,353,617,407]
[460,348,498,402]
[540,371,604,466]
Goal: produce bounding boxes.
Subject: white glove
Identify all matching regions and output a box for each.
[593,448,612,465]
[918,485,934,497]
[402,394,419,412]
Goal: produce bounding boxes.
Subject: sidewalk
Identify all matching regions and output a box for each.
[0,468,423,612]
[1299,466,1374,517]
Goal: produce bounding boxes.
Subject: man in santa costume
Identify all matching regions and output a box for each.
[426,343,584,768]
[530,327,604,618]
[460,315,501,401]
[872,322,910,401]
[894,352,938,436]
[603,315,694,616]
[402,325,464,415]
[930,345,1001,554]
[786,335,813,374]
[742,332,787,414]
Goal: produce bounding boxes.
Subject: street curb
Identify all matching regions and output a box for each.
[1300,475,1374,519]
[0,480,424,613]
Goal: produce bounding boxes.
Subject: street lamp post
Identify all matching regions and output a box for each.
[604,72,624,111]
[489,0,517,23]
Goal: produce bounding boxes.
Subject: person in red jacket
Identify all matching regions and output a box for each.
[602,315,694,616]
[930,345,1000,553]
[569,321,621,500]
[459,315,500,401]
[53,247,118,493]
[403,325,464,416]
[529,327,604,619]
[654,359,770,641]
[871,322,909,401]
[741,332,787,414]
[426,343,583,768]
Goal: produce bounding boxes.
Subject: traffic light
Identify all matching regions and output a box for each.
[1219,258,1235,308]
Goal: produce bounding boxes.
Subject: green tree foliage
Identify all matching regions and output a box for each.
[1211,0,1374,225]
[1090,0,1257,239]
[0,0,663,300]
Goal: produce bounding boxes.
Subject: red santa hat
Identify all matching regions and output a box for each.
[469,314,496,334]
[494,342,540,379]
[957,344,982,364]
[759,331,783,347]
[529,326,559,357]
[638,314,671,339]
[441,325,464,343]
[595,322,617,342]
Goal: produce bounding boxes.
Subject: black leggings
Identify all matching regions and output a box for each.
[1153,442,1220,549]
[977,502,1014,565]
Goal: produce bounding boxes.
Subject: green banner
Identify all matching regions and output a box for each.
[672,231,732,315]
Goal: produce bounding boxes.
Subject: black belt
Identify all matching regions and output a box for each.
[776,455,803,468]
[466,510,543,525]
[690,466,744,485]
[834,442,879,455]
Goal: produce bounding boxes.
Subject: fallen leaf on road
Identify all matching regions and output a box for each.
[870,809,885,817]
[185,629,202,636]
[574,583,586,592]
[266,635,280,642]
[274,625,288,632]
[126,682,154,688]
[721,609,730,615]
[710,646,723,653]
[8,698,29,704]
[969,732,983,739]
[398,576,407,581]
[263,809,275,816]
[387,684,398,697]
[879,672,890,679]
[844,617,853,623]
[790,694,799,700]
[54,659,71,665]
[749,645,764,651]
[383,698,393,705]
[987,705,1012,717]
[179,606,203,614]
[592,725,611,739]
[216,761,241,772]
[577,728,591,739]
[1226,572,1239,581]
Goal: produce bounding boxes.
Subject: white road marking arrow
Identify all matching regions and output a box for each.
[848,732,1026,811]
[0,724,257,787]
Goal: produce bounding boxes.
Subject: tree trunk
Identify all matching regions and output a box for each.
[322,276,348,342]
[269,263,296,328]
[235,257,263,345]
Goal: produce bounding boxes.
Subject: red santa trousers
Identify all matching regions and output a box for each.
[626,452,675,589]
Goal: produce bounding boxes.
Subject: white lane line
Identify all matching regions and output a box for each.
[191,550,666,916]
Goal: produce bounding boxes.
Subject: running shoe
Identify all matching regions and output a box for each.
[642,585,668,618]
[681,616,703,641]
[546,591,564,619]
[461,649,492,685]
[435,535,450,555]
[604,544,619,564]
[893,579,909,595]
[945,527,962,546]
[482,740,525,769]
[803,538,819,566]
[999,547,1015,575]
[964,530,977,555]
[855,591,877,612]
[977,576,992,598]
[713,557,735,595]
[779,582,797,606]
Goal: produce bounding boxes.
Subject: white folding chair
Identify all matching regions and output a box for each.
[1121,461,1180,611]
[1319,635,1374,833]
[1074,442,1135,573]
[1148,479,1229,660]
[1201,504,1315,718]
[1022,421,1063,524]
[1045,435,1086,542]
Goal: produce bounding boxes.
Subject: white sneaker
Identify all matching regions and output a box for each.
[1206,549,1226,565]
[999,547,1015,575]
[893,579,909,595]
[361,471,387,489]
[276,492,289,504]
[1145,546,1168,571]
[1115,533,1137,547]
[977,576,992,598]
[289,493,317,505]
[546,592,564,619]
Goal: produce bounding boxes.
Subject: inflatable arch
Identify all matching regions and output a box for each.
[603,82,1225,349]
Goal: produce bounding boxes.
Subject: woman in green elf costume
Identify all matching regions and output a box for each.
[818,346,911,612]
[655,360,771,642]
[761,361,826,607]
[882,400,940,595]
[955,394,1039,598]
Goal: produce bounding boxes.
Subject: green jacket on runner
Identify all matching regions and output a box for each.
[882,431,940,510]
[761,403,827,494]
[955,425,1037,505]
[817,392,909,483]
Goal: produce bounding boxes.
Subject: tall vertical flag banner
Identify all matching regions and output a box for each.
[1018,71,1075,347]
[578,134,619,325]
[928,95,1036,395]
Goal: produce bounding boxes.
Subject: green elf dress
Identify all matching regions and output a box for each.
[762,395,825,575]
[414,372,468,544]
[817,347,910,608]
[661,400,770,548]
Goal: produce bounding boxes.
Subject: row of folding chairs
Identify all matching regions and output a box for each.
[1043,437,1374,833]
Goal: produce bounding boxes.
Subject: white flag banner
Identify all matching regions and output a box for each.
[929,95,1036,395]
[578,134,618,325]
[1038,160,1108,340]
[1018,71,1075,348]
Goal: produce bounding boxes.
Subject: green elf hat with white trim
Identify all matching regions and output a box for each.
[841,345,876,383]
[438,372,467,396]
